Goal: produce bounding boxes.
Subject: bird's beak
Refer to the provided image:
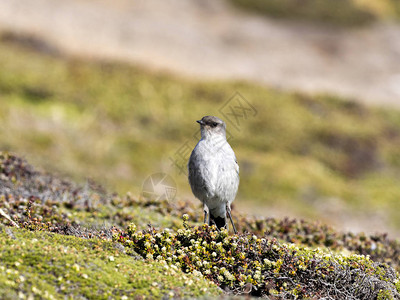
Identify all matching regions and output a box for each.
[197,120,204,125]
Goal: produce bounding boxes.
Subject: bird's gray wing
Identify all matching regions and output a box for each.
[188,148,212,200]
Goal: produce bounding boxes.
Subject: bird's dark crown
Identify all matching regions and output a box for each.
[197,116,225,129]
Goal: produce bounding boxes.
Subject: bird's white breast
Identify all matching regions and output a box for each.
[189,135,239,214]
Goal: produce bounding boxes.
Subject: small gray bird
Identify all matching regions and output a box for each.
[188,116,239,233]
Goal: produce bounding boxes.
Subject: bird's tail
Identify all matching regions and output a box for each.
[209,213,227,230]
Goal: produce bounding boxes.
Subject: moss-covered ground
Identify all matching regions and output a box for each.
[0,227,221,299]
[1,153,400,298]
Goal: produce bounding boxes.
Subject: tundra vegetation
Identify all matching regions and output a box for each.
[0,153,399,298]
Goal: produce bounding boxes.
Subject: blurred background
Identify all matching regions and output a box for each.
[1,0,400,235]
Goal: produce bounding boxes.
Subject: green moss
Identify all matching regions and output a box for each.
[0,226,221,299]
[378,289,395,300]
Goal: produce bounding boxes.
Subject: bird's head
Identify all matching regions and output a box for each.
[197,116,226,140]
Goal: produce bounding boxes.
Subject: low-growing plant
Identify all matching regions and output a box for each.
[115,216,400,298]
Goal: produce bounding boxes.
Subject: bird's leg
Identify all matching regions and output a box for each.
[203,203,209,225]
[226,205,237,234]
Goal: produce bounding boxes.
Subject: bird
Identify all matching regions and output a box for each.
[188,116,239,233]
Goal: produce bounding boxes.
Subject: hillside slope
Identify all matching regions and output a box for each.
[2,36,400,235]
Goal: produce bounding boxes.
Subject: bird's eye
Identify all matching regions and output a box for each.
[212,122,218,127]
